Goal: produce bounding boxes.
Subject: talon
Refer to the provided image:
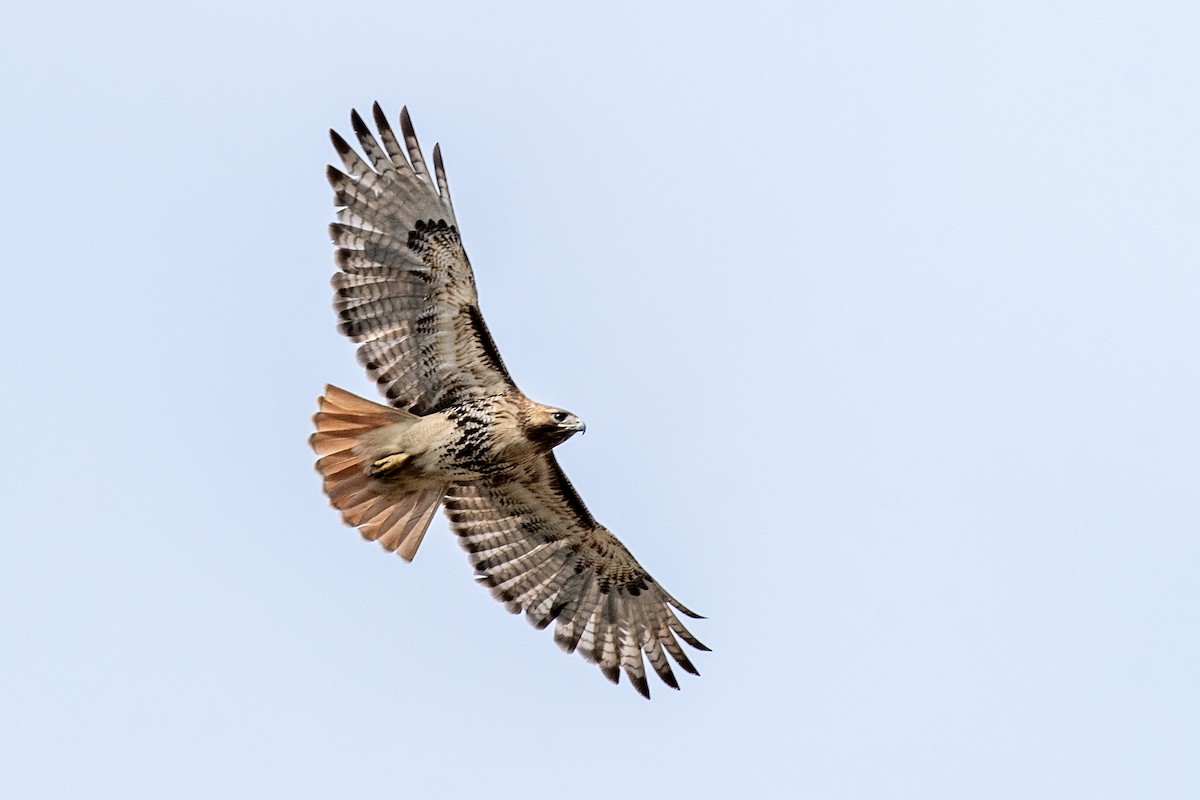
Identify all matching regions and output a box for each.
[368,452,410,478]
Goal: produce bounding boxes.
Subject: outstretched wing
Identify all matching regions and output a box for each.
[327,103,516,414]
[443,455,708,698]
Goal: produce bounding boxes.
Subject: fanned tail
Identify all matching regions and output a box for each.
[309,385,445,561]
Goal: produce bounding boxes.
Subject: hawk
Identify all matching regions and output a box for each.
[311,104,707,697]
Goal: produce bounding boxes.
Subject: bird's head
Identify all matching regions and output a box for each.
[526,404,586,449]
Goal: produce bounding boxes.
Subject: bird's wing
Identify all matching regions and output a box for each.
[327,103,517,414]
[444,455,708,698]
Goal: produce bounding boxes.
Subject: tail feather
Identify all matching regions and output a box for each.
[315,450,364,476]
[310,384,446,562]
[363,488,444,560]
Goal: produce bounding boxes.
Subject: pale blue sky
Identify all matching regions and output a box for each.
[3,1,1198,797]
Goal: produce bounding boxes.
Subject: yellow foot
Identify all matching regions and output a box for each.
[368,452,411,478]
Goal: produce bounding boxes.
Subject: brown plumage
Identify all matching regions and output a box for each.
[311,104,706,698]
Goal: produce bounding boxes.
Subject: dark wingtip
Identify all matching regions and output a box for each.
[675,652,700,677]
[349,108,369,138]
[674,624,710,652]
[630,672,651,699]
[600,664,620,685]
[554,630,579,655]
[372,101,388,130]
[329,129,351,154]
[400,105,416,139]
[671,599,706,619]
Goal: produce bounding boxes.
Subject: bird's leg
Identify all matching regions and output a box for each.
[368,452,411,479]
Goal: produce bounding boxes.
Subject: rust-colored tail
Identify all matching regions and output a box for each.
[310,385,445,561]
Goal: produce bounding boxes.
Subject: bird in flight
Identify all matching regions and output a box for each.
[311,104,707,697]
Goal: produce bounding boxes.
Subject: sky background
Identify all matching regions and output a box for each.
[3,1,1198,797]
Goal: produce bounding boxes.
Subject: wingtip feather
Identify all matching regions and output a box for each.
[349,108,369,138]
[329,129,351,154]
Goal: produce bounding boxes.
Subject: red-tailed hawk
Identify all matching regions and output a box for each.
[311,104,706,697]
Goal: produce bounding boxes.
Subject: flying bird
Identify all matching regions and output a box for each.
[311,104,707,697]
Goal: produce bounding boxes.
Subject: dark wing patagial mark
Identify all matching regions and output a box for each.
[327,105,518,414]
[542,455,596,533]
[462,304,513,384]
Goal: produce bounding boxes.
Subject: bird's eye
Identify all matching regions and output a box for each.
[552,411,568,423]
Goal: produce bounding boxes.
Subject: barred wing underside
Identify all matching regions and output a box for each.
[327,104,516,414]
[444,455,708,698]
